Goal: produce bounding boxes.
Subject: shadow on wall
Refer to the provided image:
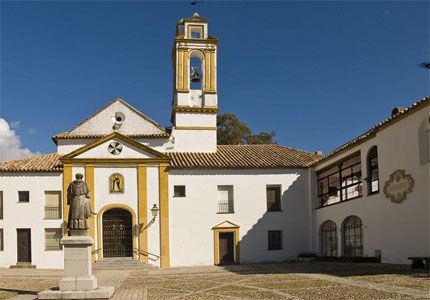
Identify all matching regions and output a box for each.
[239,173,310,264]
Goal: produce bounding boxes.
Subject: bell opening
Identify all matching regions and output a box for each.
[190,56,203,90]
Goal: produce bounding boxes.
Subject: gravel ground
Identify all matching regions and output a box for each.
[0,262,429,299]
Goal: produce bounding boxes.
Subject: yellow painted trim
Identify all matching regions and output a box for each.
[205,50,210,91]
[175,126,216,131]
[173,106,218,114]
[109,173,125,193]
[61,131,170,160]
[62,164,72,235]
[61,158,170,164]
[85,164,96,261]
[187,25,204,39]
[178,50,183,90]
[97,203,138,260]
[137,164,148,263]
[159,163,170,268]
[210,50,215,92]
[212,225,240,265]
[212,220,239,229]
[184,50,189,91]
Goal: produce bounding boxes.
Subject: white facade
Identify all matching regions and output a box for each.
[0,13,428,270]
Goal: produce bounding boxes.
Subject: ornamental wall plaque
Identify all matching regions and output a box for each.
[383,170,414,203]
[108,141,123,155]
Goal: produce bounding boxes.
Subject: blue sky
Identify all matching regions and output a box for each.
[0,1,429,156]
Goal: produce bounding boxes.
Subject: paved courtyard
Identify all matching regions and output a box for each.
[0,262,429,299]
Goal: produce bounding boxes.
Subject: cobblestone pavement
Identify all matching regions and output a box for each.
[1,262,429,300]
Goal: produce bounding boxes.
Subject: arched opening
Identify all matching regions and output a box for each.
[320,220,337,257]
[342,215,363,257]
[189,51,204,91]
[102,208,133,258]
[367,146,379,194]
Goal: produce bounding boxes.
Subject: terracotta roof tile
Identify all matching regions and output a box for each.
[166,145,322,169]
[0,153,63,173]
[311,96,429,166]
[0,145,321,172]
[52,132,169,141]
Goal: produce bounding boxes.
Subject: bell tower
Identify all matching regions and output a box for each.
[170,13,218,152]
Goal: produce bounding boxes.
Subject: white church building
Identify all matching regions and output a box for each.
[0,14,429,269]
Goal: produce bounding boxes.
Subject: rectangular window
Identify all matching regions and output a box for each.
[317,152,362,207]
[173,185,186,197]
[189,26,203,39]
[18,191,29,203]
[0,191,3,220]
[266,185,281,212]
[44,191,62,220]
[217,185,234,213]
[0,228,3,251]
[268,230,282,250]
[45,228,62,251]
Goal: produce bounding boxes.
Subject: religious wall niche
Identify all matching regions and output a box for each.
[109,173,124,194]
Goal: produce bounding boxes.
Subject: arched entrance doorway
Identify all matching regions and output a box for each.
[103,208,133,258]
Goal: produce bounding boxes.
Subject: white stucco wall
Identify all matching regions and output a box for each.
[312,106,430,264]
[171,129,217,153]
[168,168,311,267]
[0,173,63,269]
[76,139,155,159]
[175,113,216,128]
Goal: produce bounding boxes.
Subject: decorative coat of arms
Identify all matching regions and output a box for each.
[383,170,414,203]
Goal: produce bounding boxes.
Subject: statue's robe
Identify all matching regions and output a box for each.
[67,179,91,230]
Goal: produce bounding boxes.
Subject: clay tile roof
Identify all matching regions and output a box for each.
[166,145,322,169]
[0,153,63,173]
[52,132,169,140]
[311,96,430,166]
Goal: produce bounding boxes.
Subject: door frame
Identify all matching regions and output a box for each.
[212,221,240,265]
[16,228,31,263]
[97,204,138,260]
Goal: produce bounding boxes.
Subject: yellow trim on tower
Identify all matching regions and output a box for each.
[137,164,148,263]
[205,50,210,91]
[178,50,183,90]
[212,222,240,265]
[62,164,72,235]
[97,203,138,261]
[85,164,96,261]
[210,50,216,92]
[172,106,218,114]
[184,50,189,90]
[159,163,170,268]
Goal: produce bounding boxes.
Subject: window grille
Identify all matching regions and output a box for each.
[217,186,234,213]
[45,228,62,251]
[320,220,337,257]
[268,230,282,250]
[342,216,363,257]
[0,228,3,251]
[18,191,29,203]
[367,146,379,194]
[44,191,62,219]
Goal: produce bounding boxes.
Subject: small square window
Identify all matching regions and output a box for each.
[174,186,186,197]
[18,191,29,203]
[0,228,3,251]
[268,230,282,250]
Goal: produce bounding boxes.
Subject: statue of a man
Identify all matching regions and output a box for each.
[67,173,96,233]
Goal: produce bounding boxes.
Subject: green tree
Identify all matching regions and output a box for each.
[217,113,276,145]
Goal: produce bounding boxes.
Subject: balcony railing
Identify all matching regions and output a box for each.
[218,202,234,214]
[44,206,61,219]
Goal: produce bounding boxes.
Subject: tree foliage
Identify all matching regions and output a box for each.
[217,113,276,145]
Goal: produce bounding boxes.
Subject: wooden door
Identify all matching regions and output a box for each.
[17,229,31,263]
[219,232,234,264]
[103,208,133,257]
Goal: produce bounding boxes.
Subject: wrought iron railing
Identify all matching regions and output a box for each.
[218,202,233,213]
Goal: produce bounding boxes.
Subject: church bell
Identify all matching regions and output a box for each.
[190,67,201,83]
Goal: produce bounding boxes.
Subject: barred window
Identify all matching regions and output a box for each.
[266,186,281,212]
[0,228,3,251]
[320,220,337,257]
[217,186,234,213]
[0,191,3,219]
[342,215,363,257]
[44,191,62,219]
[45,228,62,251]
[18,191,29,203]
[268,230,282,250]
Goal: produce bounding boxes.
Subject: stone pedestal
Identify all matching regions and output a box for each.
[38,235,114,299]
